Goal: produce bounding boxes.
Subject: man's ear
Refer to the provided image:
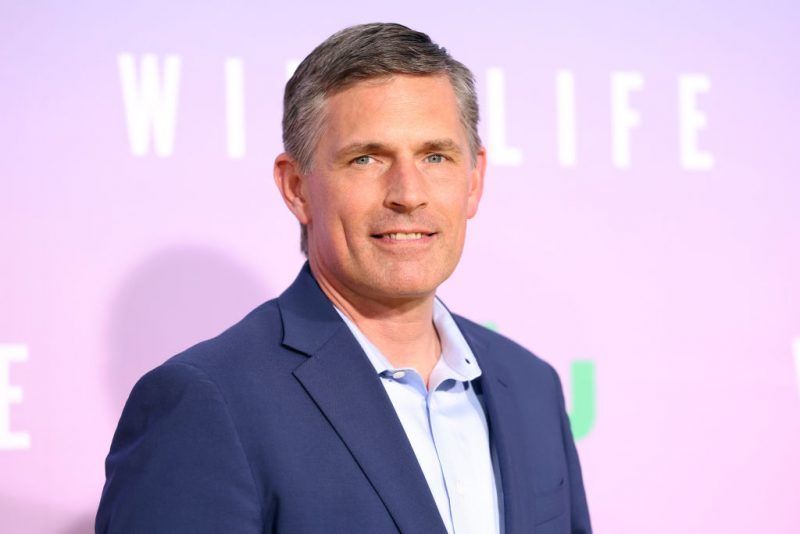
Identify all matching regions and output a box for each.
[466,146,487,219]
[274,153,311,225]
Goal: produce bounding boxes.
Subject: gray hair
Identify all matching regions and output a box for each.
[282,23,481,256]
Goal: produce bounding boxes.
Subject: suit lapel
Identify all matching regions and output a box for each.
[455,317,531,534]
[278,264,447,534]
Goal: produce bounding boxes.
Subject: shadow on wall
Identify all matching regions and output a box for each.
[0,495,94,534]
[104,245,271,417]
[58,513,94,534]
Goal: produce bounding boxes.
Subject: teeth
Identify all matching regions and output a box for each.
[387,232,423,240]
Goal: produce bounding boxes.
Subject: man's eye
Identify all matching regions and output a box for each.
[426,153,446,163]
[352,155,374,165]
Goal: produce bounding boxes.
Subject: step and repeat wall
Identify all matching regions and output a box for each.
[2,1,798,532]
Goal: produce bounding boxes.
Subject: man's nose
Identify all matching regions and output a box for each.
[383,158,429,213]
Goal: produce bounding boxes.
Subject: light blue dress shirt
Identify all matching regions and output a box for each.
[334,298,501,534]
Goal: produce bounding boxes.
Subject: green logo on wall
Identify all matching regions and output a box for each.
[569,360,596,440]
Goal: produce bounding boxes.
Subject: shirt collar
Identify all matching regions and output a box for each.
[333,297,482,384]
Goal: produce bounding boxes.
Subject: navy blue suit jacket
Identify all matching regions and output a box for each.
[97,264,592,533]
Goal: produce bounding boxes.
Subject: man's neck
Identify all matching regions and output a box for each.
[310,263,442,385]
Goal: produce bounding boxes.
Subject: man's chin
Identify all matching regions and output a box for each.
[363,268,453,302]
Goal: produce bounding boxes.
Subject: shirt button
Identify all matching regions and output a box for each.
[456,481,467,495]
[392,370,406,380]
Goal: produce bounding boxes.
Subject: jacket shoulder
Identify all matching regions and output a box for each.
[166,298,285,370]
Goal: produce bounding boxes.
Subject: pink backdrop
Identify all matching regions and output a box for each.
[2,2,799,532]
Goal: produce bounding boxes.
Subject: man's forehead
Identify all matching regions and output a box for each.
[323,73,457,108]
[307,73,468,168]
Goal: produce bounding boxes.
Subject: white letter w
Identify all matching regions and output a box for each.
[118,53,181,157]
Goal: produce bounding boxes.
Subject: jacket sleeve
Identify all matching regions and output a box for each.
[95,361,263,533]
[553,366,593,534]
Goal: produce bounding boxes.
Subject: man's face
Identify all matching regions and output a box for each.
[298,74,485,305]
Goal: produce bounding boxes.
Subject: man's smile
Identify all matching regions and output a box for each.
[370,231,438,242]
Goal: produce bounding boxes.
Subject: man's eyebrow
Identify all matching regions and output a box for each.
[335,142,386,159]
[334,139,463,160]
[420,139,462,154]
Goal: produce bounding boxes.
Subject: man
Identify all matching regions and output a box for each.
[96,23,592,533]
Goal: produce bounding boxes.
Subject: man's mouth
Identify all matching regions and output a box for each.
[371,231,436,241]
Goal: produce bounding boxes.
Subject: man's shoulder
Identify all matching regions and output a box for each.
[158,297,291,383]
